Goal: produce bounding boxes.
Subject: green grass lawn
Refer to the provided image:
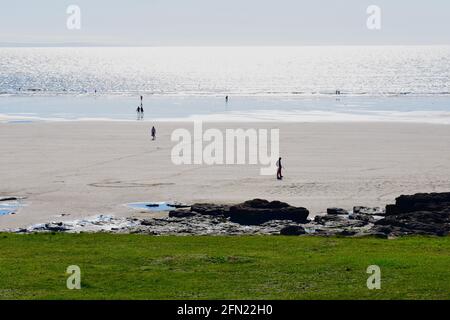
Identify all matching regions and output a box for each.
[0,233,449,300]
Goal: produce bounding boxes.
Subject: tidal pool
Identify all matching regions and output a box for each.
[127,202,176,212]
[0,203,19,216]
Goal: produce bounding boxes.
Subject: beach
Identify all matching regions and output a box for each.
[1,120,450,230]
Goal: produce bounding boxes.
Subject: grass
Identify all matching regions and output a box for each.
[0,233,449,300]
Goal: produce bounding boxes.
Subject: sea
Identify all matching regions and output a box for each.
[1,46,449,123]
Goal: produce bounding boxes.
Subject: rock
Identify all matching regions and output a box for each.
[348,214,376,223]
[353,206,385,215]
[313,214,370,231]
[377,192,450,236]
[229,199,309,225]
[140,219,154,226]
[372,225,395,235]
[167,202,190,209]
[338,230,357,236]
[314,215,345,224]
[169,209,196,218]
[190,203,231,216]
[327,208,348,215]
[0,197,17,202]
[375,210,450,236]
[280,225,306,236]
[386,192,450,215]
[44,223,70,232]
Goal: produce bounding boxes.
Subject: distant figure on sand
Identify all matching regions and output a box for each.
[225,95,229,103]
[151,126,156,140]
[139,96,144,119]
[276,157,283,180]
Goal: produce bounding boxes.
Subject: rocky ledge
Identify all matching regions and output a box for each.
[14,193,450,237]
[374,193,450,237]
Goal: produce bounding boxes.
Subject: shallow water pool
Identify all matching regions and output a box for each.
[127,202,176,212]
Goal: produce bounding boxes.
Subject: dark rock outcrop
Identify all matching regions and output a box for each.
[0,197,17,202]
[378,192,450,236]
[375,210,450,236]
[314,214,369,228]
[40,223,70,232]
[186,199,309,225]
[386,192,450,215]
[348,214,376,223]
[327,208,348,215]
[229,199,309,225]
[169,209,196,218]
[280,225,306,236]
[167,202,190,209]
[353,206,385,216]
[190,203,230,216]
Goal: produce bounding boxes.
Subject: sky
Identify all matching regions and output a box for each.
[0,0,449,46]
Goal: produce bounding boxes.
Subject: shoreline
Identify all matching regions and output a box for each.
[3,114,450,125]
[2,93,450,124]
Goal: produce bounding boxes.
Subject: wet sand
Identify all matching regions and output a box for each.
[1,121,450,230]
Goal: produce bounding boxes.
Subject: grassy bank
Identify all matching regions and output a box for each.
[0,234,449,300]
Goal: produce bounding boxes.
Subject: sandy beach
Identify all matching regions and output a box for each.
[1,121,450,230]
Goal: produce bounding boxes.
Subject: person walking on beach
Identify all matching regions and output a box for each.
[225,95,229,103]
[136,105,141,118]
[151,126,156,140]
[276,157,283,180]
[139,96,144,119]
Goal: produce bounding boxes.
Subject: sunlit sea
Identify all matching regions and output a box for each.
[1,46,449,122]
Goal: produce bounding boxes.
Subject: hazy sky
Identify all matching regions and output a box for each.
[0,0,449,45]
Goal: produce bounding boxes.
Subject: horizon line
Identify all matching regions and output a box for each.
[1,43,450,48]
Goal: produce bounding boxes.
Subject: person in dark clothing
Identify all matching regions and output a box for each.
[140,96,144,119]
[276,157,283,180]
[151,126,156,140]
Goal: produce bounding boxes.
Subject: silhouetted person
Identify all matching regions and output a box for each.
[151,126,156,140]
[139,96,144,119]
[225,95,229,103]
[276,157,283,180]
